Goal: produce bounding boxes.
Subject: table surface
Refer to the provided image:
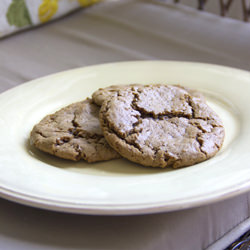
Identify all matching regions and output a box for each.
[1,1,250,249]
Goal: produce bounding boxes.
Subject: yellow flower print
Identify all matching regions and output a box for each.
[39,0,59,23]
[77,0,100,7]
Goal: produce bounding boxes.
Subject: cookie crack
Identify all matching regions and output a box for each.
[195,135,207,156]
[37,131,47,138]
[153,148,177,167]
[186,96,224,127]
[101,101,145,154]
[164,152,178,168]
[125,139,145,154]
[186,95,195,119]
[69,111,78,135]
[52,112,78,146]
[68,112,103,140]
[131,92,193,122]
[78,132,104,141]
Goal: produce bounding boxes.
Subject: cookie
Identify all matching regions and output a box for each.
[30,99,120,162]
[99,84,225,168]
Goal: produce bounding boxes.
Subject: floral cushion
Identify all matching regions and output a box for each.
[0,0,100,38]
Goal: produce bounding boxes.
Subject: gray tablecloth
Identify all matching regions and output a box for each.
[1,1,250,249]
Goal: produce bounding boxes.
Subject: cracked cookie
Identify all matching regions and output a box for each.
[30,99,120,162]
[99,84,225,168]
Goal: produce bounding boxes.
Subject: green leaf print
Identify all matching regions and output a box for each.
[6,0,32,28]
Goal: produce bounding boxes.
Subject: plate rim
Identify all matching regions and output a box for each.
[0,179,249,215]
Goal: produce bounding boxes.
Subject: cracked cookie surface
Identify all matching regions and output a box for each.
[92,84,141,106]
[99,84,225,168]
[30,99,120,162]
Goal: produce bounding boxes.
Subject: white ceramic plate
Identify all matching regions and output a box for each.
[0,61,249,215]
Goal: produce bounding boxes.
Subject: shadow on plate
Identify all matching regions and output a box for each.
[25,139,173,176]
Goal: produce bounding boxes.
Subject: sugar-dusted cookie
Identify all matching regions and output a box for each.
[30,99,120,162]
[99,84,224,168]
